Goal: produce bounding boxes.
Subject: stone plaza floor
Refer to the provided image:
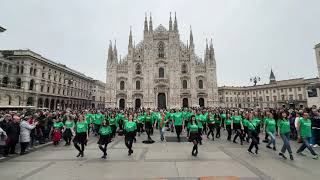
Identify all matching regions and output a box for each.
[0,130,319,180]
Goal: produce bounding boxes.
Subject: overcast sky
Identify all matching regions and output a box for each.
[1,0,320,86]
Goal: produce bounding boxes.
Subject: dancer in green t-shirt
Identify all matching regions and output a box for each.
[98,120,112,159]
[124,114,137,156]
[73,115,88,158]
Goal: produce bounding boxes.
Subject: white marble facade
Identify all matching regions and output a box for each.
[105,13,218,109]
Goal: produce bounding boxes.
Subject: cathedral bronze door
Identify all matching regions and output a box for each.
[199,98,204,107]
[157,93,166,109]
[119,99,125,109]
[135,99,141,109]
[182,98,188,108]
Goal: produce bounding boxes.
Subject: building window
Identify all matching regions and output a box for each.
[281,95,285,101]
[158,41,165,58]
[273,89,276,93]
[181,64,187,74]
[199,80,203,89]
[29,79,35,90]
[30,67,33,75]
[159,67,164,78]
[298,87,301,91]
[135,64,141,75]
[42,73,45,78]
[33,69,36,76]
[120,81,125,90]
[298,94,302,100]
[289,88,292,92]
[47,86,50,93]
[41,85,44,92]
[226,97,229,102]
[273,96,277,101]
[266,96,270,101]
[182,80,187,89]
[136,80,141,90]
[281,89,284,93]
[289,95,293,101]
[16,78,21,89]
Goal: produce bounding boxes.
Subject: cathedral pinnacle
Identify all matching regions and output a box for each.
[108,40,113,62]
[129,26,133,47]
[149,13,153,32]
[189,26,194,48]
[169,12,172,31]
[113,40,118,61]
[144,12,148,32]
[174,12,178,32]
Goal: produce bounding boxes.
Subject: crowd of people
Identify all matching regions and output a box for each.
[0,107,319,160]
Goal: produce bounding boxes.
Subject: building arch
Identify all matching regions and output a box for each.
[182,80,187,89]
[27,97,34,106]
[29,79,35,90]
[158,41,165,58]
[38,98,43,108]
[135,64,141,74]
[181,64,187,74]
[199,98,205,107]
[136,80,141,90]
[120,81,125,90]
[2,76,9,87]
[198,80,203,89]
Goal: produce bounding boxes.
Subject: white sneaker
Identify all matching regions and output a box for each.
[313,144,319,148]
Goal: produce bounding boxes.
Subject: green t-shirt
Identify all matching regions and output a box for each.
[266,118,276,133]
[99,126,112,135]
[215,116,221,125]
[173,112,183,126]
[76,121,88,133]
[125,121,137,132]
[232,116,242,124]
[220,114,226,121]
[189,123,199,132]
[299,118,312,138]
[242,119,249,127]
[64,120,74,129]
[108,117,117,126]
[85,114,93,124]
[196,115,203,128]
[94,114,104,125]
[252,118,261,127]
[53,122,64,129]
[225,118,232,125]
[144,115,153,123]
[207,115,215,123]
[278,119,290,134]
[247,121,256,131]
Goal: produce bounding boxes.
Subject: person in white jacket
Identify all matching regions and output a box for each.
[19,118,37,155]
[0,126,8,157]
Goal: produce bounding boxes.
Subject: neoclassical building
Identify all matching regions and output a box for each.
[105,13,218,109]
[0,50,102,110]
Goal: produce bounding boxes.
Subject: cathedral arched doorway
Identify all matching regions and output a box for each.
[157,93,166,109]
[135,99,141,109]
[199,98,204,107]
[119,99,125,109]
[182,98,188,108]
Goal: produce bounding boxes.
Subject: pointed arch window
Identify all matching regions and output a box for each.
[198,80,203,89]
[181,64,187,73]
[158,41,165,58]
[159,67,164,78]
[135,64,141,75]
[182,80,187,89]
[120,81,125,90]
[136,80,141,90]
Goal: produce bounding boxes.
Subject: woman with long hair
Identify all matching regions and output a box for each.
[124,114,137,156]
[225,113,233,141]
[73,114,88,157]
[98,120,112,159]
[63,115,74,146]
[296,113,318,160]
[232,111,244,145]
[206,112,215,141]
[247,113,259,154]
[266,113,277,151]
[278,112,294,160]
[189,115,199,156]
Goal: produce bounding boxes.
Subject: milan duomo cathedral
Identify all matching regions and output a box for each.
[105,13,218,109]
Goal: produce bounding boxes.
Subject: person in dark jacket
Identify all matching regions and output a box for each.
[5,115,21,154]
[311,109,320,147]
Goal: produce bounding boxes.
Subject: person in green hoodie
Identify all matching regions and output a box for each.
[73,114,88,158]
[278,112,294,160]
[296,113,318,160]
[173,109,184,142]
[124,114,137,156]
[189,115,200,156]
[98,120,112,159]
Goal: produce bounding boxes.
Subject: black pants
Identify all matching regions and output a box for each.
[125,132,135,152]
[215,125,221,138]
[6,139,18,154]
[110,125,117,138]
[202,123,207,134]
[243,126,249,142]
[233,128,243,144]
[20,142,29,154]
[207,124,215,139]
[137,123,143,134]
[226,125,232,141]
[99,144,108,155]
[248,130,259,152]
[175,125,182,142]
[74,142,85,154]
[192,142,198,155]
[145,122,153,140]
[63,129,72,145]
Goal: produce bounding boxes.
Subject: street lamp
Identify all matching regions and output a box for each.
[250,76,261,86]
[65,78,74,109]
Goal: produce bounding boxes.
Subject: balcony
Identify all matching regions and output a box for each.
[154,78,168,84]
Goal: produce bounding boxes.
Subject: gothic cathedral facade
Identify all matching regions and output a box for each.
[105,13,218,109]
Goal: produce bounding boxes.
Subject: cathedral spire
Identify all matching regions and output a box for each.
[209,38,214,60]
[169,12,172,31]
[189,26,194,49]
[174,12,178,32]
[128,26,133,48]
[113,40,118,62]
[205,38,209,60]
[108,40,113,62]
[144,12,148,32]
[149,13,153,32]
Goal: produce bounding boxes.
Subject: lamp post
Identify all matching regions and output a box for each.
[65,78,74,109]
[250,76,261,86]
